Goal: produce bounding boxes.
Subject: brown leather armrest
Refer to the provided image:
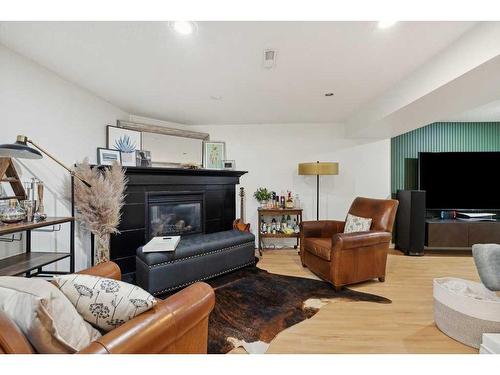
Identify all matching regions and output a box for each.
[300,220,345,238]
[0,311,34,354]
[78,282,215,354]
[332,231,392,250]
[77,261,121,281]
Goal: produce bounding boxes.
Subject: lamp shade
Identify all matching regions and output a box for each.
[298,161,339,175]
[0,136,42,159]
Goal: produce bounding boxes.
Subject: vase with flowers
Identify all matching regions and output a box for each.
[73,159,127,264]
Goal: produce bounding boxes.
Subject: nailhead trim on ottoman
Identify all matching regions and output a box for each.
[136,230,256,296]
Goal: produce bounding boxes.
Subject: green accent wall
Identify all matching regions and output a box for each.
[391,122,500,194]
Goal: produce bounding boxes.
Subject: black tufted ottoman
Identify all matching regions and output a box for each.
[136,230,255,296]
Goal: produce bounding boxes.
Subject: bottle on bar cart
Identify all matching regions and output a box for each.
[286,191,294,208]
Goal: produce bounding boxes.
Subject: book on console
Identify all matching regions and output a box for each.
[143,236,181,252]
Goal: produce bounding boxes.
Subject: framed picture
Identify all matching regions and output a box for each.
[136,150,152,167]
[107,125,142,167]
[97,148,122,166]
[222,160,235,170]
[203,141,226,169]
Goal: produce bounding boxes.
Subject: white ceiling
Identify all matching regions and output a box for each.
[444,100,500,122]
[0,21,476,125]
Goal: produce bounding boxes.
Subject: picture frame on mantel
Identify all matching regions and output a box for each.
[222,160,235,170]
[107,125,142,167]
[203,141,226,169]
[97,147,122,166]
[135,150,152,167]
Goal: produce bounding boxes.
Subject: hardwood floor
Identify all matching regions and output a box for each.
[244,248,479,354]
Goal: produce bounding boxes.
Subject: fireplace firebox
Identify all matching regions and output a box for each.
[146,191,204,239]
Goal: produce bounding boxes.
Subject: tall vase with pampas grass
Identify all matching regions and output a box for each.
[73,159,127,264]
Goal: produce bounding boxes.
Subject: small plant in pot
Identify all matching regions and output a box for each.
[254,187,272,208]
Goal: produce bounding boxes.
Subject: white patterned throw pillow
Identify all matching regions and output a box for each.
[0,276,101,353]
[344,213,372,233]
[53,274,157,332]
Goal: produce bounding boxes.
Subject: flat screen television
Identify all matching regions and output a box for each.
[418,152,500,210]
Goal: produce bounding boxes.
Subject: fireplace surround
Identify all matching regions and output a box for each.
[109,166,247,276]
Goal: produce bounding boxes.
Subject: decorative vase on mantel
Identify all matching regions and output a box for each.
[95,233,110,264]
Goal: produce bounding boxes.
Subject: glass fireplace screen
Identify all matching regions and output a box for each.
[148,201,202,238]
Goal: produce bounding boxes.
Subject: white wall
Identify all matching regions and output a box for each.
[191,123,391,246]
[0,45,127,269]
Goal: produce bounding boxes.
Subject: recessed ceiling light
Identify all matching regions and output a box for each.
[377,21,398,29]
[170,21,196,35]
[325,92,334,97]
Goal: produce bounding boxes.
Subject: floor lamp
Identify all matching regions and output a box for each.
[0,135,91,187]
[298,161,339,220]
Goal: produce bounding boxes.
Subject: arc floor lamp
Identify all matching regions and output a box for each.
[298,161,339,220]
[0,135,91,187]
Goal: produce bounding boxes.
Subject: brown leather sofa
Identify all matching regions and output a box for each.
[0,261,215,354]
[300,197,398,291]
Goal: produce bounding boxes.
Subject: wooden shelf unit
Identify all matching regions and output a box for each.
[257,207,303,255]
[0,252,71,276]
[0,216,75,277]
[260,233,300,238]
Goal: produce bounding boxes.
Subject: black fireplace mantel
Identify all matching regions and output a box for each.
[108,166,247,276]
[124,166,247,178]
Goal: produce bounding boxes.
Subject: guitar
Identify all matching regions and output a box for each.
[233,187,251,232]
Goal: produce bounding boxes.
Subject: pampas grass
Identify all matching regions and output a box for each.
[73,159,127,264]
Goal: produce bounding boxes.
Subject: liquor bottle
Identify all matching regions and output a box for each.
[276,217,281,232]
[281,215,287,230]
[280,196,285,209]
[294,194,301,209]
[271,218,277,234]
[261,219,267,234]
[293,218,300,233]
[286,191,294,208]
[287,214,292,227]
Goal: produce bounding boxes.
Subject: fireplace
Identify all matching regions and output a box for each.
[146,191,204,240]
[108,166,246,276]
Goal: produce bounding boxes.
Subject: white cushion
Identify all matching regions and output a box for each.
[0,276,101,354]
[53,274,157,332]
[344,213,372,233]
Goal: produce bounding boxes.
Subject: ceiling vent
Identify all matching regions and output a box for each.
[263,49,277,69]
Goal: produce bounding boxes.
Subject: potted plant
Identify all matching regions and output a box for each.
[254,187,272,208]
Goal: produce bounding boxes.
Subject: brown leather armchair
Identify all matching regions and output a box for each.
[0,261,215,354]
[300,197,398,291]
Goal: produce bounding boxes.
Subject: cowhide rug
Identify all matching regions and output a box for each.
[205,265,391,354]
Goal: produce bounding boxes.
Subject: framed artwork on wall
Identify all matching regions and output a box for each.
[107,125,142,167]
[97,148,122,166]
[203,141,226,169]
